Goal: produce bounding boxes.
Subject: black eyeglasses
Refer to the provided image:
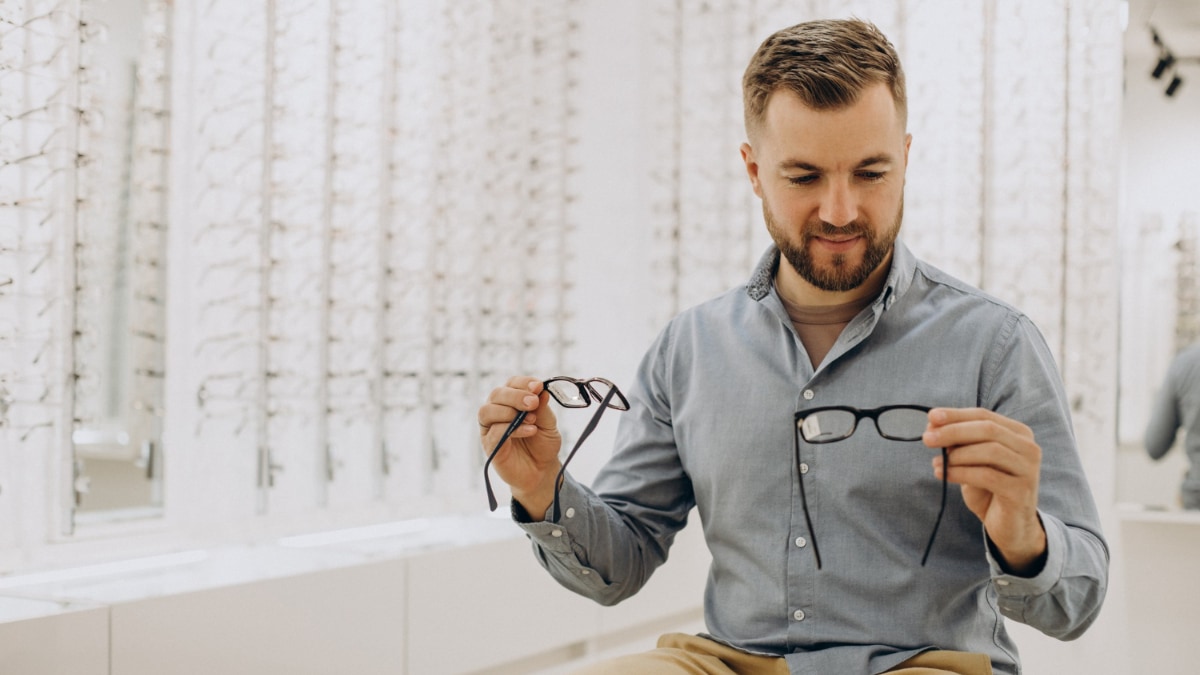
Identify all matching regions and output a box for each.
[793,404,946,568]
[484,377,629,521]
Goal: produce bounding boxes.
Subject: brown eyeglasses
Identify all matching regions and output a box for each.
[484,377,629,520]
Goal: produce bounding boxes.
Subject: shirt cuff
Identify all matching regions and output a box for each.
[985,510,1067,603]
[511,474,590,555]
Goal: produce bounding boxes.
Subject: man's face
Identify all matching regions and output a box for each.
[741,83,911,293]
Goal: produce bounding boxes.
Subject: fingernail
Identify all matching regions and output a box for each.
[929,409,946,423]
[923,430,937,444]
[523,395,538,408]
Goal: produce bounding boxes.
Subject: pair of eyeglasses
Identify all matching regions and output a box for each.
[484,377,629,520]
[794,404,946,568]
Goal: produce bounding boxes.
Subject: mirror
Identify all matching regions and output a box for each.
[69,0,171,523]
[1117,0,1200,510]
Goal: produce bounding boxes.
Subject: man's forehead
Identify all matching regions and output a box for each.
[758,87,906,165]
[777,154,897,170]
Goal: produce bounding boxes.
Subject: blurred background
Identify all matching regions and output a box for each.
[0,0,1196,673]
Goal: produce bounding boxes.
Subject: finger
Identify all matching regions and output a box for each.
[480,381,544,427]
[935,442,1031,478]
[477,403,534,431]
[505,375,545,395]
[477,400,522,428]
[935,459,1038,503]
[927,407,1031,437]
[923,414,1034,453]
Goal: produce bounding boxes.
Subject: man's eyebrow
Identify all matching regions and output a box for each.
[777,155,896,171]
[855,154,895,168]
[778,159,822,172]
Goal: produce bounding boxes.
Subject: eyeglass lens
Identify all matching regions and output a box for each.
[546,378,589,407]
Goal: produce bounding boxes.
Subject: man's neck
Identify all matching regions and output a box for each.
[774,249,893,309]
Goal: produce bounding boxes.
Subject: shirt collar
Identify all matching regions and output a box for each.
[745,239,917,312]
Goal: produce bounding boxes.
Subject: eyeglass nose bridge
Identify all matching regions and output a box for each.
[583,377,630,411]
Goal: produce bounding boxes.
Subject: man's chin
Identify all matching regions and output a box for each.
[809,273,868,292]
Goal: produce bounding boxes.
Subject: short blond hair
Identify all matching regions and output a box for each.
[742,19,906,138]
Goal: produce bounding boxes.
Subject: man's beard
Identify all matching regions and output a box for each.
[765,197,903,292]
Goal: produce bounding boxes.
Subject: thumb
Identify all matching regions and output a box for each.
[530,385,559,433]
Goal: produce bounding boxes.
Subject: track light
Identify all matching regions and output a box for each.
[1166,75,1183,97]
[1147,25,1196,99]
[1152,52,1176,79]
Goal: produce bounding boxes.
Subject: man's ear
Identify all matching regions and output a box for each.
[740,142,763,198]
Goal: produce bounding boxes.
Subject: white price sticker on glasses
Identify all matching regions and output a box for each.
[801,415,822,439]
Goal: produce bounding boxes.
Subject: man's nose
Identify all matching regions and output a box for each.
[818,179,858,228]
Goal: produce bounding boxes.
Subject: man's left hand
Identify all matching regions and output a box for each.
[923,407,1047,575]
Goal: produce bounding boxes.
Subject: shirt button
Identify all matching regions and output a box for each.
[793,610,806,621]
[795,537,807,548]
[551,529,563,538]
[799,462,809,475]
[565,507,576,518]
[802,389,815,400]
[581,569,590,575]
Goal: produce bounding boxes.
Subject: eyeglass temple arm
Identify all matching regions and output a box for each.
[484,410,529,512]
[920,446,949,566]
[793,425,823,570]
[550,387,619,522]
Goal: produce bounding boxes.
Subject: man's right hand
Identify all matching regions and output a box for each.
[478,376,563,520]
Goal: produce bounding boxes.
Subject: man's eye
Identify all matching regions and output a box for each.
[858,171,886,182]
[787,175,818,185]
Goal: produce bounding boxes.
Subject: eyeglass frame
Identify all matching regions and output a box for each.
[484,377,629,521]
[793,404,947,569]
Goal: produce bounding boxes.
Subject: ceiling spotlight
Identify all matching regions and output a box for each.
[1166,75,1183,97]
[1153,52,1176,79]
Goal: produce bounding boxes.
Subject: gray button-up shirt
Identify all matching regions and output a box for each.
[516,241,1108,675]
[1145,341,1200,503]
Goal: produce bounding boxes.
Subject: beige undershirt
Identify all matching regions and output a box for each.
[776,285,875,369]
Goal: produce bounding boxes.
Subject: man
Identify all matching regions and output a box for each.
[1145,341,1200,510]
[478,19,1107,675]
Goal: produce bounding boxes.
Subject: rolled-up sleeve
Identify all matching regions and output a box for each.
[985,512,1108,640]
[982,315,1109,640]
[514,326,694,606]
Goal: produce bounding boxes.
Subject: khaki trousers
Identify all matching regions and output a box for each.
[568,633,993,675]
